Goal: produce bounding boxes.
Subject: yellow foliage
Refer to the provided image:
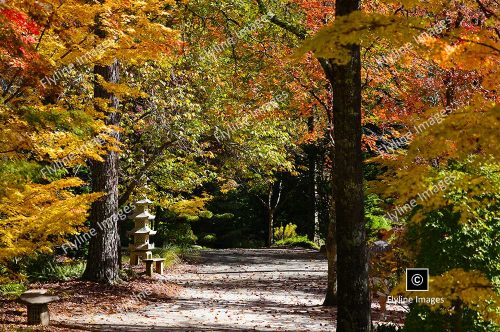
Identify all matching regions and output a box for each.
[371,104,499,224]
[0,178,102,263]
[96,76,149,99]
[0,0,180,272]
[8,0,180,69]
[296,11,421,64]
[393,269,500,324]
[274,223,298,241]
[220,179,239,194]
[169,195,212,218]
[403,103,499,164]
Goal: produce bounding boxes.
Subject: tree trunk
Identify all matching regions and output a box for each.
[331,0,371,329]
[83,61,121,284]
[323,126,338,306]
[255,0,368,325]
[307,116,321,245]
[312,165,321,244]
[452,300,463,332]
[323,207,338,306]
[267,208,274,247]
[262,180,282,248]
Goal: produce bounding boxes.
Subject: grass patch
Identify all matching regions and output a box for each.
[153,245,201,267]
[0,283,26,299]
[26,257,86,282]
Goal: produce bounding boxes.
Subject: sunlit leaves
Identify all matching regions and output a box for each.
[0,0,179,268]
[297,12,421,64]
[394,269,500,325]
[0,179,102,263]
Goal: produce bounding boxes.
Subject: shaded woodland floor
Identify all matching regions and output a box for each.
[1,249,406,331]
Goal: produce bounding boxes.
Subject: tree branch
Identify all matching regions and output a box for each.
[273,180,282,210]
[118,139,174,206]
[255,0,308,39]
[254,0,335,89]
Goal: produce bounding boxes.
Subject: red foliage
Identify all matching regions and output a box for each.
[1,8,40,36]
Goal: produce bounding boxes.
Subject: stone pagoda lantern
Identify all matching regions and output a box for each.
[128,198,157,265]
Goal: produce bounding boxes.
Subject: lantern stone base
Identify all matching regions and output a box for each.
[143,258,165,276]
[130,250,153,265]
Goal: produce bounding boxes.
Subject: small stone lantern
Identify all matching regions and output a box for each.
[128,198,157,265]
[19,289,59,326]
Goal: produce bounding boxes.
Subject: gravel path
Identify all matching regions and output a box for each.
[53,249,403,331]
[54,249,333,331]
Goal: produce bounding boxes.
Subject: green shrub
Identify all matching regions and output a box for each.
[156,221,198,246]
[273,223,298,241]
[25,255,85,282]
[0,283,26,299]
[198,233,217,247]
[213,213,234,220]
[374,323,403,332]
[365,193,392,241]
[275,235,319,250]
[198,210,213,219]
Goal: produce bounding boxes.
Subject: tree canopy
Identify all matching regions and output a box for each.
[1,0,498,330]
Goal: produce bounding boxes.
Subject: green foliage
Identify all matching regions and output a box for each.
[213,213,234,220]
[24,255,85,282]
[407,163,500,279]
[275,235,319,250]
[408,209,499,281]
[365,193,392,240]
[157,248,182,268]
[374,323,403,332]
[192,189,266,248]
[403,305,498,332]
[198,211,214,219]
[198,233,217,247]
[154,245,201,266]
[0,283,26,299]
[159,222,197,246]
[273,223,298,241]
[0,160,42,186]
[403,162,500,331]
[1,254,85,282]
[155,209,199,247]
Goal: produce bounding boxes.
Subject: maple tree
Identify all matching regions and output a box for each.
[0,0,178,282]
[0,4,106,272]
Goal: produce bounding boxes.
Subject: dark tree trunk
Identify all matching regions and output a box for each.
[260,180,282,248]
[323,202,338,306]
[323,137,338,306]
[83,61,121,284]
[331,0,371,330]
